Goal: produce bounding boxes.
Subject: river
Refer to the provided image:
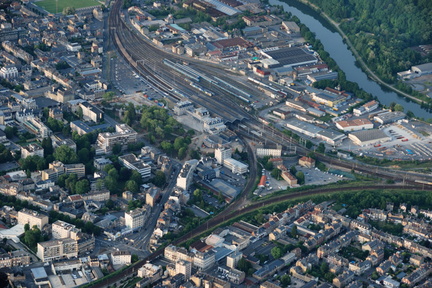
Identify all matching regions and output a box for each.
[270,0,432,119]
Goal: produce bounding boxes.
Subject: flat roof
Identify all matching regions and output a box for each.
[31,267,48,279]
[349,129,390,142]
[263,47,317,67]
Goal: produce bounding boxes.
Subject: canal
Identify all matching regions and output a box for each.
[270,0,432,119]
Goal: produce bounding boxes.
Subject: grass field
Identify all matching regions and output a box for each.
[35,0,100,14]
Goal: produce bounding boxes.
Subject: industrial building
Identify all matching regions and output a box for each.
[348,129,391,146]
[260,46,318,69]
[335,119,373,132]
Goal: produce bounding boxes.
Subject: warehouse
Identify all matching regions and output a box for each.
[348,129,391,146]
[373,111,406,124]
[335,118,373,132]
[260,46,318,69]
[285,118,323,138]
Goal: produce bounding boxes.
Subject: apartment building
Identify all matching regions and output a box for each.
[125,207,149,231]
[17,208,48,230]
[0,250,31,268]
[21,143,44,159]
[119,154,151,179]
[111,251,131,266]
[96,124,137,154]
[37,238,78,262]
[79,101,103,123]
[51,220,80,240]
[41,161,85,181]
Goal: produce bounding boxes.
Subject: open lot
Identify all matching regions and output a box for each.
[35,0,100,13]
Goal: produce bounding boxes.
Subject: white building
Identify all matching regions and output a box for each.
[21,143,44,159]
[119,154,151,179]
[51,220,80,240]
[215,147,231,164]
[111,251,131,266]
[96,124,137,154]
[17,208,49,230]
[353,100,379,116]
[125,207,149,231]
[193,251,215,270]
[174,101,194,115]
[335,118,373,132]
[223,158,248,174]
[0,65,18,79]
[256,145,282,157]
[176,260,192,280]
[37,238,78,262]
[177,159,199,190]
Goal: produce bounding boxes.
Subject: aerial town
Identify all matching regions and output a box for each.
[0,0,431,287]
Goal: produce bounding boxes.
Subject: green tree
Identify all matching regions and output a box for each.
[103,91,115,101]
[290,166,297,175]
[291,225,298,238]
[131,254,139,263]
[237,258,252,273]
[153,171,166,187]
[271,246,283,259]
[53,145,78,164]
[4,126,18,139]
[62,6,76,15]
[296,171,305,185]
[316,143,326,153]
[78,148,90,163]
[41,137,53,156]
[112,143,122,155]
[271,168,281,179]
[280,275,291,287]
[393,104,404,112]
[75,179,90,194]
[125,180,139,193]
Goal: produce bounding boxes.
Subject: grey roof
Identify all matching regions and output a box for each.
[264,47,317,67]
[31,267,48,279]
[349,129,390,142]
[412,62,432,72]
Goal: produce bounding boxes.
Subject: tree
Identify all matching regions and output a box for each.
[95,179,104,190]
[394,104,404,112]
[112,143,122,155]
[271,168,281,179]
[103,91,115,101]
[178,147,187,159]
[53,145,78,164]
[316,143,326,153]
[62,6,76,15]
[291,225,298,238]
[75,179,90,194]
[280,275,291,287]
[296,171,305,185]
[131,254,139,263]
[41,137,53,156]
[130,170,143,186]
[153,171,166,187]
[4,126,18,139]
[78,148,90,163]
[271,246,283,259]
[125,180,139,193]
[290,166,297,175]
[237,258,252,273]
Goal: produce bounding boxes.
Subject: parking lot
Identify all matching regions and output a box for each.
[297,166,345,186]
[346,121,432,160]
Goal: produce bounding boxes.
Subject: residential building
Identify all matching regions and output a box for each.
[0,250,31,268]
[193,250,216,270]
[177,159,199,190]
[119,154,151,179]
[51,136,76,152]
[111,251,131,266]
[79,101,103,123]
[51,220,80,240]
[215,147,232,164]
[96,124,138,154]
[176,260,192,280]
[21,143,44,159]
[17,208,48,229]
[0,65,18,79]
[281,171,297,186]
[146,187,160,207]
[333,270,354,288]
[299,156,316,168]
[256,145,282,157]
[223,158,249,174]
[41,161,85,181]
[125,207,149,231]
[37,238,78,262]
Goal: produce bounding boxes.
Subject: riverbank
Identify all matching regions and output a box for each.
[289,0,428,106]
